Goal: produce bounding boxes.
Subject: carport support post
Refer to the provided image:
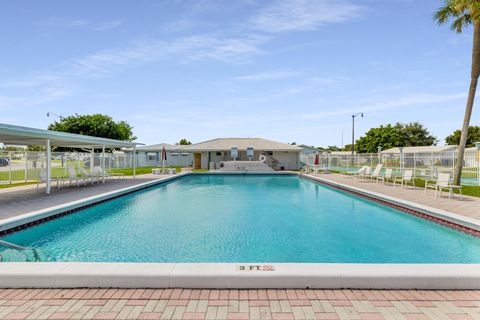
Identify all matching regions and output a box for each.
[90,149,94,173]
[46,139,51,194]
[133,145,136,179]
[102,145,106,183]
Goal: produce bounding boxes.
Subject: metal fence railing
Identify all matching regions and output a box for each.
[0,151,136,185]
[299,151,480,186]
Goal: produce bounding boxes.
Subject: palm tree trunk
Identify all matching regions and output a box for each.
[454,21,480,185]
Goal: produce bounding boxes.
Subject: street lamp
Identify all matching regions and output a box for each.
[46,112,63,120]
[351,112,364,155]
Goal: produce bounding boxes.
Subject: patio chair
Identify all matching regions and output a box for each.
[425,173,462,199]
[94,166,123,180]
[79,167,99,185]
[377,168,393,184]
[36,169,61,191]
[394,170,415,189]
[346,166,367,177]
[356,166,371,180]
[66,165,87,188]
[366,164,383,181]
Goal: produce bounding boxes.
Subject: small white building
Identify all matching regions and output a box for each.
[125,143,193,167]
[380,145,457,155]
[181,138,302,170]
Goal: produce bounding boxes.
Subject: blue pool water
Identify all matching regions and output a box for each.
[1,174,479,263]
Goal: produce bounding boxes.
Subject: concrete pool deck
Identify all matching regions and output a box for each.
[0,288,478,320]
[0,172,479,291]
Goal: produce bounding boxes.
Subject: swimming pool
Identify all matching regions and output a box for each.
[1,174,479,263]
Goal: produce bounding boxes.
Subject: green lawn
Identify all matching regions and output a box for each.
[332,171,480,198]
[109,166,182,176]
[0,181,37,189]
[413,178,480,198]
[191,169,209,172]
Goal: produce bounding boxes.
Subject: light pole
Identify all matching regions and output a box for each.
[351,112,364,155]
[46,112,63,120]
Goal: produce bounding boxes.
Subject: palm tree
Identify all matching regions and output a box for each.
[434,0,480,185]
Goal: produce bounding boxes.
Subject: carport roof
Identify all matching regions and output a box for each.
[0,123,142,148]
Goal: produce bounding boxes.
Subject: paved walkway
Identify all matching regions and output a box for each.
[0,289,478,320]
[313,174,480,222]
[0,174,164,220]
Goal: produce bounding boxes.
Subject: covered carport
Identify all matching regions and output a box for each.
[0,123,141,194]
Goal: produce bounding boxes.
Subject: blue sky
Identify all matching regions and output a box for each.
[0,0,478,147]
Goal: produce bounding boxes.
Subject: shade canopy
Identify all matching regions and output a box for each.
[0,123,142,149]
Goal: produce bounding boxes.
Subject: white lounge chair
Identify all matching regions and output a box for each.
[36,169,61,191]
[377,168,393,184]
[66,165,87,188]
[346,166,367,177]
[79,167,98,185]
[394,170,415,189]
[357,166,371,180]
[93,166,123,180]
[366,164,383,181]
[425,173,462,199]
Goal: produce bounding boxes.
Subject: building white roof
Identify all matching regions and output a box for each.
[380,145,457,154]
[0,123,141,148]
[129,143,178,152]
[181,138,302,152]
[330,151,356,156]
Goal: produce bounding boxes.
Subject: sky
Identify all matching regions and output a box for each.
[0,0,479,147]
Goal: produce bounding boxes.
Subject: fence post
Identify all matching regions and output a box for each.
[431,152,434,180]
[413,153,416,178]
[24,150,28,182]
[8,151,12,184]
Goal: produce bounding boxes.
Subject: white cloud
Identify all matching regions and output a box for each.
[233,70,302,81]
[68,34,264,76]
[302,93,466,120]
[40,17,124,31]
[251,0,364,33]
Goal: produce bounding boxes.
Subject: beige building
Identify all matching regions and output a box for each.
[181,138,302,170]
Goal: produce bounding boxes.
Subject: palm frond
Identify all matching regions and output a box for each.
[434,0,479,32]
[451,14,472,32]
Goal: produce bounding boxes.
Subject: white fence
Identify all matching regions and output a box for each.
[299,151,480,186]
[0,151,135,184]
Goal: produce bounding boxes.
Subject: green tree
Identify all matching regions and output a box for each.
[434,0,480,184]
[445,125,480,147]
[397,122,437,147]
[355,124,402,153]
[354,122,436,153]
[48,114,136,142]
[177,139,192,145]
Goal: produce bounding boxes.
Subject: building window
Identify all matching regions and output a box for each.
[216,152,222,156]
[266,151,273,156]
[146,152,157,161]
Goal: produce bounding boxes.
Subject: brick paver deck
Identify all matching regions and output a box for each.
[313,173,480,222]
[0,174,164,220]
[0,289,477,319]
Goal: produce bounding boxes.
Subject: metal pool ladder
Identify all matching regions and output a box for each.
[0,240,42,262]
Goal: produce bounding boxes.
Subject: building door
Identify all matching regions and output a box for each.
[194,153,201,169]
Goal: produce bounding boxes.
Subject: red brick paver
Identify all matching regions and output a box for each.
[0,289,476,319]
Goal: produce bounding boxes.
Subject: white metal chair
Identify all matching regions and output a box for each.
[367,164,383,181]
[377,168,393,184]
[394,170,415,189]
[346,166,367,177]
[425,173,462,199]
[356,166,371,180]
[66,165,87,188]
[36,169,61,191]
